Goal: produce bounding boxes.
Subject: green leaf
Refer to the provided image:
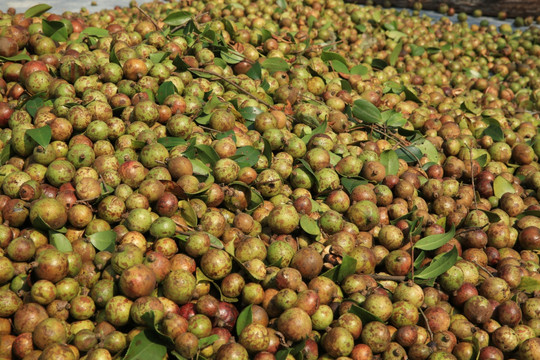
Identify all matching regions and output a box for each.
[26,125,51,149]
[414,226,455,251]
[0,51,32,62]
[349,304,385,323]
[464,68,482,79]
[380,150,399,176]
[355,24,366,33]
[517,276,540,293]
[275,339,306,360]
[24,4,52,18]
[371,58,388,70]
[482,125,504,142]
[26,97,45,118]
[329,152,341,167]
[262,138,273,165]
[298,159,318,188]
[149,51,170,64]
[222,19,236,37]
[331,60,349,74]
[403,86,422,103]
[383,111,406,127]
[395,146,422,163]
[236,304,253,336]
[413,251,426,269]
[189,159,211,176]
[239,106,264,121]
[389,41,402,66]
[109,48,120,65]
[262,58,290,73]
[50,232,72,253]
[157,137,187,150]
[170,351,188,360]
[206,232,223,250]
[387,30,406,41]
[383,21,397,30]
[231,146,260,168]
[246,62,262,80]
[471,337,480,360]
[415,139,439,163]
[340,177,368,193]
[480,209,501,223]
[300,215,320,236]
[178,201,197,227]
[196,268,237,302]
[461,99,481,115]
[516,210,540,219]
[426,47,440,54]
[42,20,68,42]
[163,11,192,26]
[410,44,425,56]
[276,0,287,10]
[156,81,176,105]
[32,213,55,231]
[321,51,347,65]
[195,113,211,125]
[352,99,381,124]
[140,312,175,345]
[220,50,244,64]
[0,144,11,166]
[172,55,189,72]
[321,255,357,283]
[408,217,424,237]
[185,173,214,195]
[475,154,488,167]
[88,230,116,252]
[81,27,109,38]
[247,188,264,214]
[203,96,224,114]
[350,64,368,75]
[259,28,272,43]
[215,130,236,141]
[302,121,327,144]
[414,247,458,280]
[199,335,219,349]
[383,81,403,94]
[214,58,227,69]
[123,330,168,360]
[493,175,515,198]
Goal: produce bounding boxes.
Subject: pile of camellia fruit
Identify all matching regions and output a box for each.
[0,0,539,359]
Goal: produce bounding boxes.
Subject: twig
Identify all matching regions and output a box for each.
[356,123,422,164]
[197,125,219,132]
[135,5,168,39]
[187,67,278,112]
[370,274,407,282]
[419,307,433,340]
[476,263,495,277]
